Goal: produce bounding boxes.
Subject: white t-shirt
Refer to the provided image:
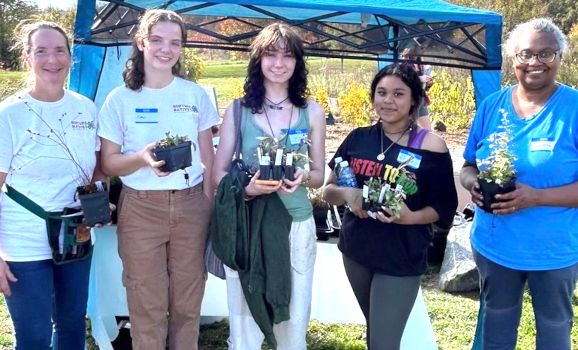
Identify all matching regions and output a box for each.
[98,77,220,190]
[0,89,99,261]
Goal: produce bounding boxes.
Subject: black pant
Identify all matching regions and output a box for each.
[342,255,421,350]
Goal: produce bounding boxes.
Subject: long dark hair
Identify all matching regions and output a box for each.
[370,63,424,120]
[122,9,186,91]
[243,23,308,113]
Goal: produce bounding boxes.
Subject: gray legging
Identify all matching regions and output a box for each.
[343,255,421,350]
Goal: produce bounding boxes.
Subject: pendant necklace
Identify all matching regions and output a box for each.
[265,96,289,110]
[376,122,412,161]
[263,103,294,144]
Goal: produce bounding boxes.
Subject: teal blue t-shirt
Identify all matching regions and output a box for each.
[463,84,578,270]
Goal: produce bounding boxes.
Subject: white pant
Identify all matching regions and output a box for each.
[225,217,317,350]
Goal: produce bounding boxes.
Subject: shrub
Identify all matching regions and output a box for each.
[313,87,330,116]
[428,70,476,130]
[337,74,372,127]
[227,77,244,99]
[181,48,206,82]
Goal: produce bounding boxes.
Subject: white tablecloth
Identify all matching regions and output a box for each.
[88,227,437,349]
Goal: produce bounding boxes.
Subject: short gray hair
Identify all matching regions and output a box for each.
[504,18,568,57]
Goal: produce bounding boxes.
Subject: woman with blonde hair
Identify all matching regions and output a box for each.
[0,21,104,349]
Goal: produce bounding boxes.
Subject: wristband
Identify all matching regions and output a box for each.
[301,170,311,186]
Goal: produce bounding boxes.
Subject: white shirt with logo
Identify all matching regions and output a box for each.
[0,89,99,261]
[98,77,220,190]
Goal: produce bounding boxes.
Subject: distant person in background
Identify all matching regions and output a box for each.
[402,50,433,131]
[460,18,578,350]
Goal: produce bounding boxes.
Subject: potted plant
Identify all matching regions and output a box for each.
[307,187,333,241]
[22,99,111,226]
[476,109,517,213]
[153,132,195,172]
[254,135,310,184]
[362,177,406,219]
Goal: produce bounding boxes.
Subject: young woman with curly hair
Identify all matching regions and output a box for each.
[212,23,326,349]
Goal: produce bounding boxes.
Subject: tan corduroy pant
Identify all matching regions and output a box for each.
[117,184,212,350]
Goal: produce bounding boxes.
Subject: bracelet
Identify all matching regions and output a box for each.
[301,170,311,186]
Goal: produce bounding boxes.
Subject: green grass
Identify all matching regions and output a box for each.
[1,280,578,349]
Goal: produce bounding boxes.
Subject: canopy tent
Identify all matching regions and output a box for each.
[70,0,502,109]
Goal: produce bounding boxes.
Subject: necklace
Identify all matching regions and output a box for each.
[377,122,411,161]
[263,103,294,142]
[265,96,289,110]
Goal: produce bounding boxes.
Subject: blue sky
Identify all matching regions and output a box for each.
[34,0,77,9]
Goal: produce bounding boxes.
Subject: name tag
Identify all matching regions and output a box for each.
[530,137,555,151]
[134,108,159,123]
[397,149,422,169]
[288,129,308,146]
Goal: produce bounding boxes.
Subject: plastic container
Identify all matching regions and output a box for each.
[333,156,343,176]
[337,160,358,188]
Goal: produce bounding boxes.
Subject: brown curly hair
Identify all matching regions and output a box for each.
[122,9,186,91]
[243,23,308,113]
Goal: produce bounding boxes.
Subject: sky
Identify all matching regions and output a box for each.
[33,0,78,9]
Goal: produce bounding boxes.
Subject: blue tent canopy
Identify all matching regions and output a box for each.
[70,0,502,109]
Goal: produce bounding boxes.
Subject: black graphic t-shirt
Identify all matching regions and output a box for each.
[329,123,458,276]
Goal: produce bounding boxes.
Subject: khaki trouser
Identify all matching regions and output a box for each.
[117,184,212,350]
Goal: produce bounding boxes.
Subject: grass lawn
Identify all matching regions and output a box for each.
[1,277,578,349]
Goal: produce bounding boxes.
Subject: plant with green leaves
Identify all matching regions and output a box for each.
[256,134,310,166]
[156,131,195,151]
[476,109,517,185]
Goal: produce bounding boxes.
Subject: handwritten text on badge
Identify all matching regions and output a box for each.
[396,149,422,169]
[134,108,159,123]
[530,137,555,151]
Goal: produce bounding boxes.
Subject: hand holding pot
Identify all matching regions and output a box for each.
[491,182,539,215]
[140,142,170,177]
[279,168,305,195]
[346,188,367,219]
[88,202,117,228]
[467,180,484,208]
[244,170,283,197]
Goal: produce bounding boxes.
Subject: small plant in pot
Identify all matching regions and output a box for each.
[308,187,333,241]
[362,177,406,219]
[21,98,111,227]
[153,132,195,172]
[476,109,517,213]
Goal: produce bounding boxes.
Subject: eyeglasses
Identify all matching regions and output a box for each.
[514,50,559,64]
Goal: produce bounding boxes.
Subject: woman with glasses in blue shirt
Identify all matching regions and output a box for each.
[460,18,578,350]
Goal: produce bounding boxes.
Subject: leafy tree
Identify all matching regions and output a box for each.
[0,0,39,70]
[35,5,77,37]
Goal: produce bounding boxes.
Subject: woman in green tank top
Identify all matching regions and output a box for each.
[212,23,326,349]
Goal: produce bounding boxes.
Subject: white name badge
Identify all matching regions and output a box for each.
[397,149,422,169]
[288,129,308,145]
[134,108,159,123]
[530,137,555,151]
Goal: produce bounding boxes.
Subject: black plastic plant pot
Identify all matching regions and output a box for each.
[478,177,516,213]
[153,141,192,173]
[78,190,111,227]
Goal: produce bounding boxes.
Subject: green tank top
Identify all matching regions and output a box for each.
[240,105,313,221]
